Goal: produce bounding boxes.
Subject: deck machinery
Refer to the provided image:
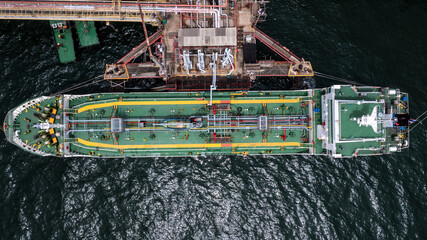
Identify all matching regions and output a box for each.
[102,0,313,90]
[4,85,410,158]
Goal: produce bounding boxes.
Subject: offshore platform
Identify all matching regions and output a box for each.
[0,0,313,91]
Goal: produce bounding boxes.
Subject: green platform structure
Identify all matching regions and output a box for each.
[49,20,76,63]
[75,21,99,47]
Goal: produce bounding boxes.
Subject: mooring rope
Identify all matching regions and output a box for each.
[53,74,104,96]
[409,110,427,133]
[314,71,365,86]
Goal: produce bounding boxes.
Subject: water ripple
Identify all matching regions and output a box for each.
[1,1,427,239]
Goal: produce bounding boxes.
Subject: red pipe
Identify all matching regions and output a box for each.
[282,129,286,141]
[0,0,228,8]
[69,122,109,124]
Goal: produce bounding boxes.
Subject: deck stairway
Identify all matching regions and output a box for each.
[117,29,163,64]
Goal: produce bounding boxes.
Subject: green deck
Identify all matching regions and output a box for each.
[75,21,99,47]
[320,85,409,157]
[340,103,383,139]
[4,86,410,158]
[49,20,76,63]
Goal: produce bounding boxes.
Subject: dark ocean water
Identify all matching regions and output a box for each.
[1,1,426,239]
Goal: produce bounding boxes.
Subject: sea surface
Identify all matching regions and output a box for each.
[1,1,426,239]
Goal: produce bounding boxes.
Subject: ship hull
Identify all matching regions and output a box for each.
[3,86,410,158]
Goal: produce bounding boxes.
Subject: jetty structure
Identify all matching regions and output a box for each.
[0,0,313,89]
[3,85,410,158]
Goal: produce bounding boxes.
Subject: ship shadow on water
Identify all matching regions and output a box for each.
[251,77,315,91]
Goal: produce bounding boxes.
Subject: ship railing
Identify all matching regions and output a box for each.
[3,111,13,143]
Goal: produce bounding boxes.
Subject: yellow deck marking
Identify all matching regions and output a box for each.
[77,98,301,113]
[77,138,300,149]
[233,142,300,147]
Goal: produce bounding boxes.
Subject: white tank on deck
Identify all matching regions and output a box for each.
[388,89,397,95]
[389,146,398,152]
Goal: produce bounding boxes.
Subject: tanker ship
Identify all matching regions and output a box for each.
[3,85,410,158]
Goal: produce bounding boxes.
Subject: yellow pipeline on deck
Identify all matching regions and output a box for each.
[76,98,301,113]
[77,138,301,149]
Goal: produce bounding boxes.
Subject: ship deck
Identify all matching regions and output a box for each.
[5,86,409,158]
[63,90,322,157]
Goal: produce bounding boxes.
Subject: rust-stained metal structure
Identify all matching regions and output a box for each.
[0,0,314,90]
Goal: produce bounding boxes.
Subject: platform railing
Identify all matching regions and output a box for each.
[0,7,160,23]
[0,0,227,23]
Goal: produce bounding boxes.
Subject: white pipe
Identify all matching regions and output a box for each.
[38,3,222,28]
[138,6,220,28]
[219,0,228,27]
[209,53,217,106]
[190,0,193,28]
[196,0,200,28]
[228,64,235,76]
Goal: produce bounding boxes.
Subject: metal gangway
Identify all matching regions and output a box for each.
[254,27,301,63]
[117,29,163,64]
[104,28,163,81]
[251,27,314,77]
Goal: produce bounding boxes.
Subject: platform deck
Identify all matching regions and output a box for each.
[50,20,76,63]
[75,21,99,47]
